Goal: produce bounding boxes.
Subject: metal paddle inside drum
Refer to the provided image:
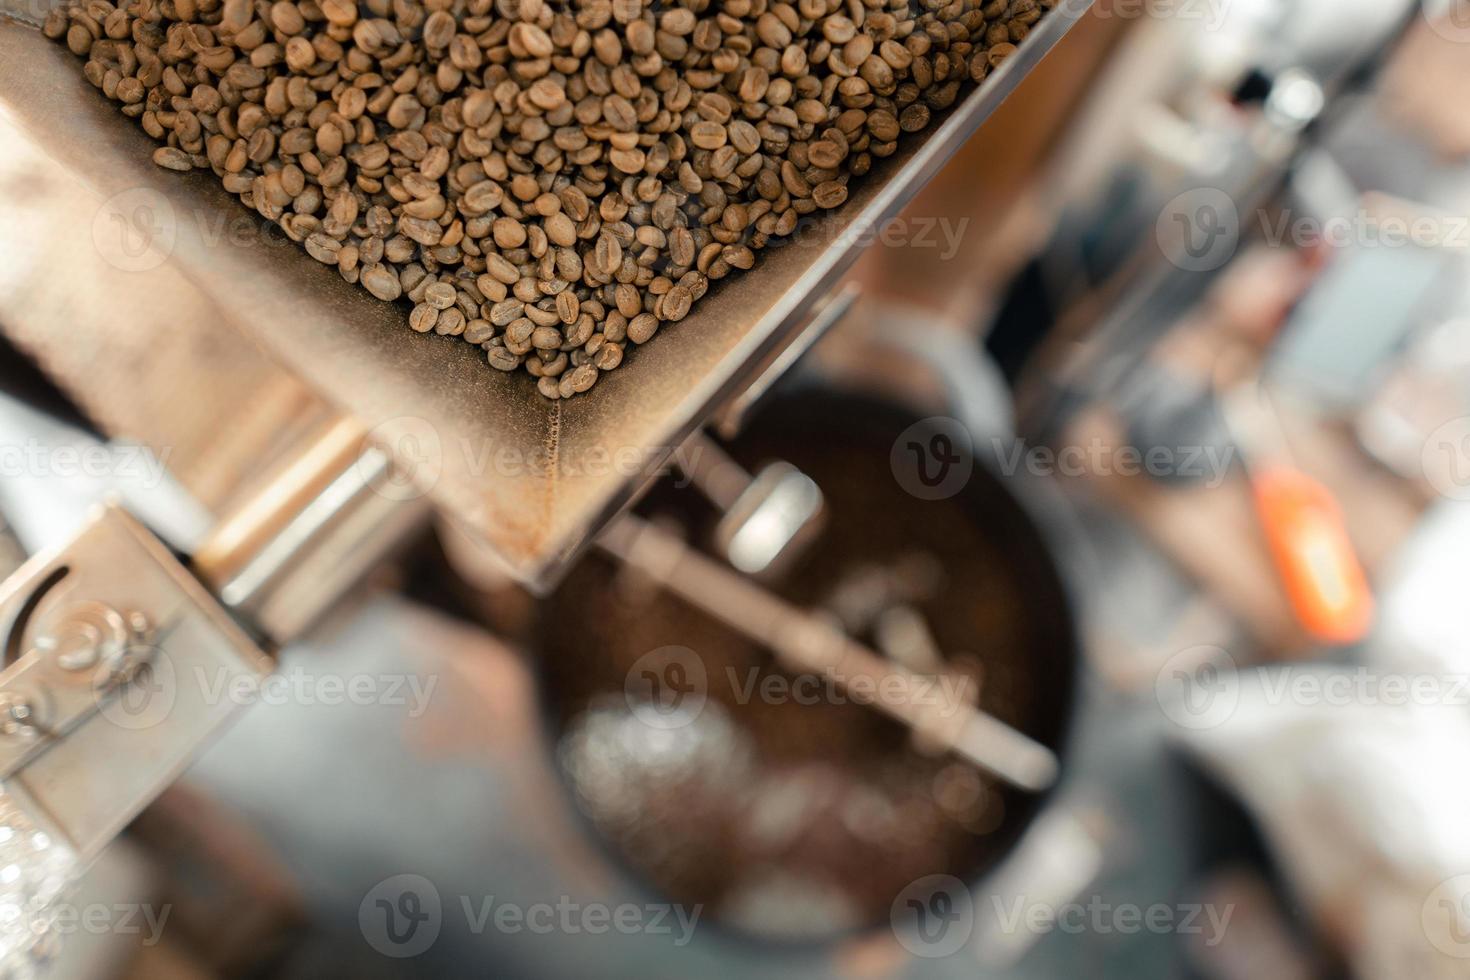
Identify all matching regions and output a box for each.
[536,385,1076,940]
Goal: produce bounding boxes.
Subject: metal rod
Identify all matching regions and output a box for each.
[192,416,430,643]
[193,416,368,586]
[598,515,1060,793]
[679,432,754,512]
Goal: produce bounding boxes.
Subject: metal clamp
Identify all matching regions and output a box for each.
[0,503,272,972]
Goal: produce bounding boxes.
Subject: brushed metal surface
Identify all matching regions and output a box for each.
[0,5,1092,588]
[0,503,273,863]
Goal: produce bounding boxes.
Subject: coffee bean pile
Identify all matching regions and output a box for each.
[47,0,1052,398]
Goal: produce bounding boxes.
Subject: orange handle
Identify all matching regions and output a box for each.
[1251,466,1374,645]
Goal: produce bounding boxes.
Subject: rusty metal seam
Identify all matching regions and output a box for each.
[542,399,561,541]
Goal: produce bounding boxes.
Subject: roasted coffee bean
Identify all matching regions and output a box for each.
[488,346,522,371]
[690,121,727,150]
[361,264,402,302]
[424,282,457,310]
[545,213,578,247]
[484,255,519,285]
[305,233,340,264]
[409,303,439,333]
[594,341,623,371]
[565,363,598,393]
[808,141,844,169]
[661,285,692,322]
[812,180,848,209]
[152,146,193,171]
[594,234,622,277]
[59,0,1053,397]
[436,308,467,336]
[868,110,901,143]
[490,299,525,326]
[627,313,659,344]
[899,103,932,133]
[556,290,580,324]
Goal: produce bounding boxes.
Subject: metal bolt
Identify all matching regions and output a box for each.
[34,602,145,673]
[0,694,37,737]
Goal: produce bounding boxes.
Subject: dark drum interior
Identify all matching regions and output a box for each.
[536,384,1078,942]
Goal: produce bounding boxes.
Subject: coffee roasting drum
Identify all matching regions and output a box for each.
[0,0,1092,586]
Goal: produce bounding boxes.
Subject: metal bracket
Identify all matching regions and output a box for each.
[0,502,272,866]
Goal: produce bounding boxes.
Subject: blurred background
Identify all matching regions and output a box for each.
[3,0,1470,977]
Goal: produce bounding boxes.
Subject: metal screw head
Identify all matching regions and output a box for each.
[34,602,148,674]
[51,623,103,673]
[0,695,37,738]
